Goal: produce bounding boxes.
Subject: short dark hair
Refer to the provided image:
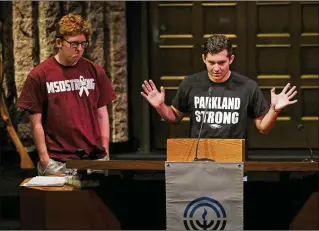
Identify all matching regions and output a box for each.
[203,34,233,57]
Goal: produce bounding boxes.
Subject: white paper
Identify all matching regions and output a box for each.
[23,176,66,187]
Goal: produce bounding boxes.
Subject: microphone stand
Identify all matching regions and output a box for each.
[193,113,214,161]
[298,124,316,162]
[194,88,214,162]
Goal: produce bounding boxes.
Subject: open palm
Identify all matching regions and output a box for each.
[271,83,298,111]
[141,80,165,108]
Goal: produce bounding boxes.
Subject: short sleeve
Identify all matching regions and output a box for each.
[96,67,116,108]
[247,86,269,119]
[17,75,46,113]
[171,77,189,113]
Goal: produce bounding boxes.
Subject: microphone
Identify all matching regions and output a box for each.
[194,87,215,162]
[298,124,316,162]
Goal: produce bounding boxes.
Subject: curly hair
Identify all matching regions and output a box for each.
[56,13,91,39]
[203,34,233,57]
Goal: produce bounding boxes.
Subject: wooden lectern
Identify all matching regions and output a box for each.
[165,138,245,230]
[166,138,318,230]
[20,179,121,230]
[166,138,245,162]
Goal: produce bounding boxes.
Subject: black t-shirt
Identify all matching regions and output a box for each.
[172,70,269,140]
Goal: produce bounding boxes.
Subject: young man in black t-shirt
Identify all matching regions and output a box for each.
[141,34,297,140]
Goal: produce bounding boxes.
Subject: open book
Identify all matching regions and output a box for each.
[22,176,66,187]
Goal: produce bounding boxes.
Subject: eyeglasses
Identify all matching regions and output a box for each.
[62,38,89,48]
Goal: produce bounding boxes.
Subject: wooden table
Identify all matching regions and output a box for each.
[66,159,319,172]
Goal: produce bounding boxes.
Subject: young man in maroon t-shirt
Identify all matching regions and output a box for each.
[17,13,116,175]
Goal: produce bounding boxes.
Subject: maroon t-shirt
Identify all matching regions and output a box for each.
[17,56,116,161]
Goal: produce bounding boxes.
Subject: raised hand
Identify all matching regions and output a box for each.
[271,83,298,111]
[141,80,165,108]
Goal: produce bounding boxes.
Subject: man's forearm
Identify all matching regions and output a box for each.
[98,117,110,153]
[32,124,50,162]
[259,108,280,134]
[155,103,180,123]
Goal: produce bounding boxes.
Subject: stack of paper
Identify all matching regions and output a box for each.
[22,176,66,187]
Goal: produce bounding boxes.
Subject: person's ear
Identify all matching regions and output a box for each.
[56,38,63,49]
[202,54,206,64]
[229,55,235,65]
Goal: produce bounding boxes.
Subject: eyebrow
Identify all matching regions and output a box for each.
[208,60,227,63]
[68,40,87,43]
